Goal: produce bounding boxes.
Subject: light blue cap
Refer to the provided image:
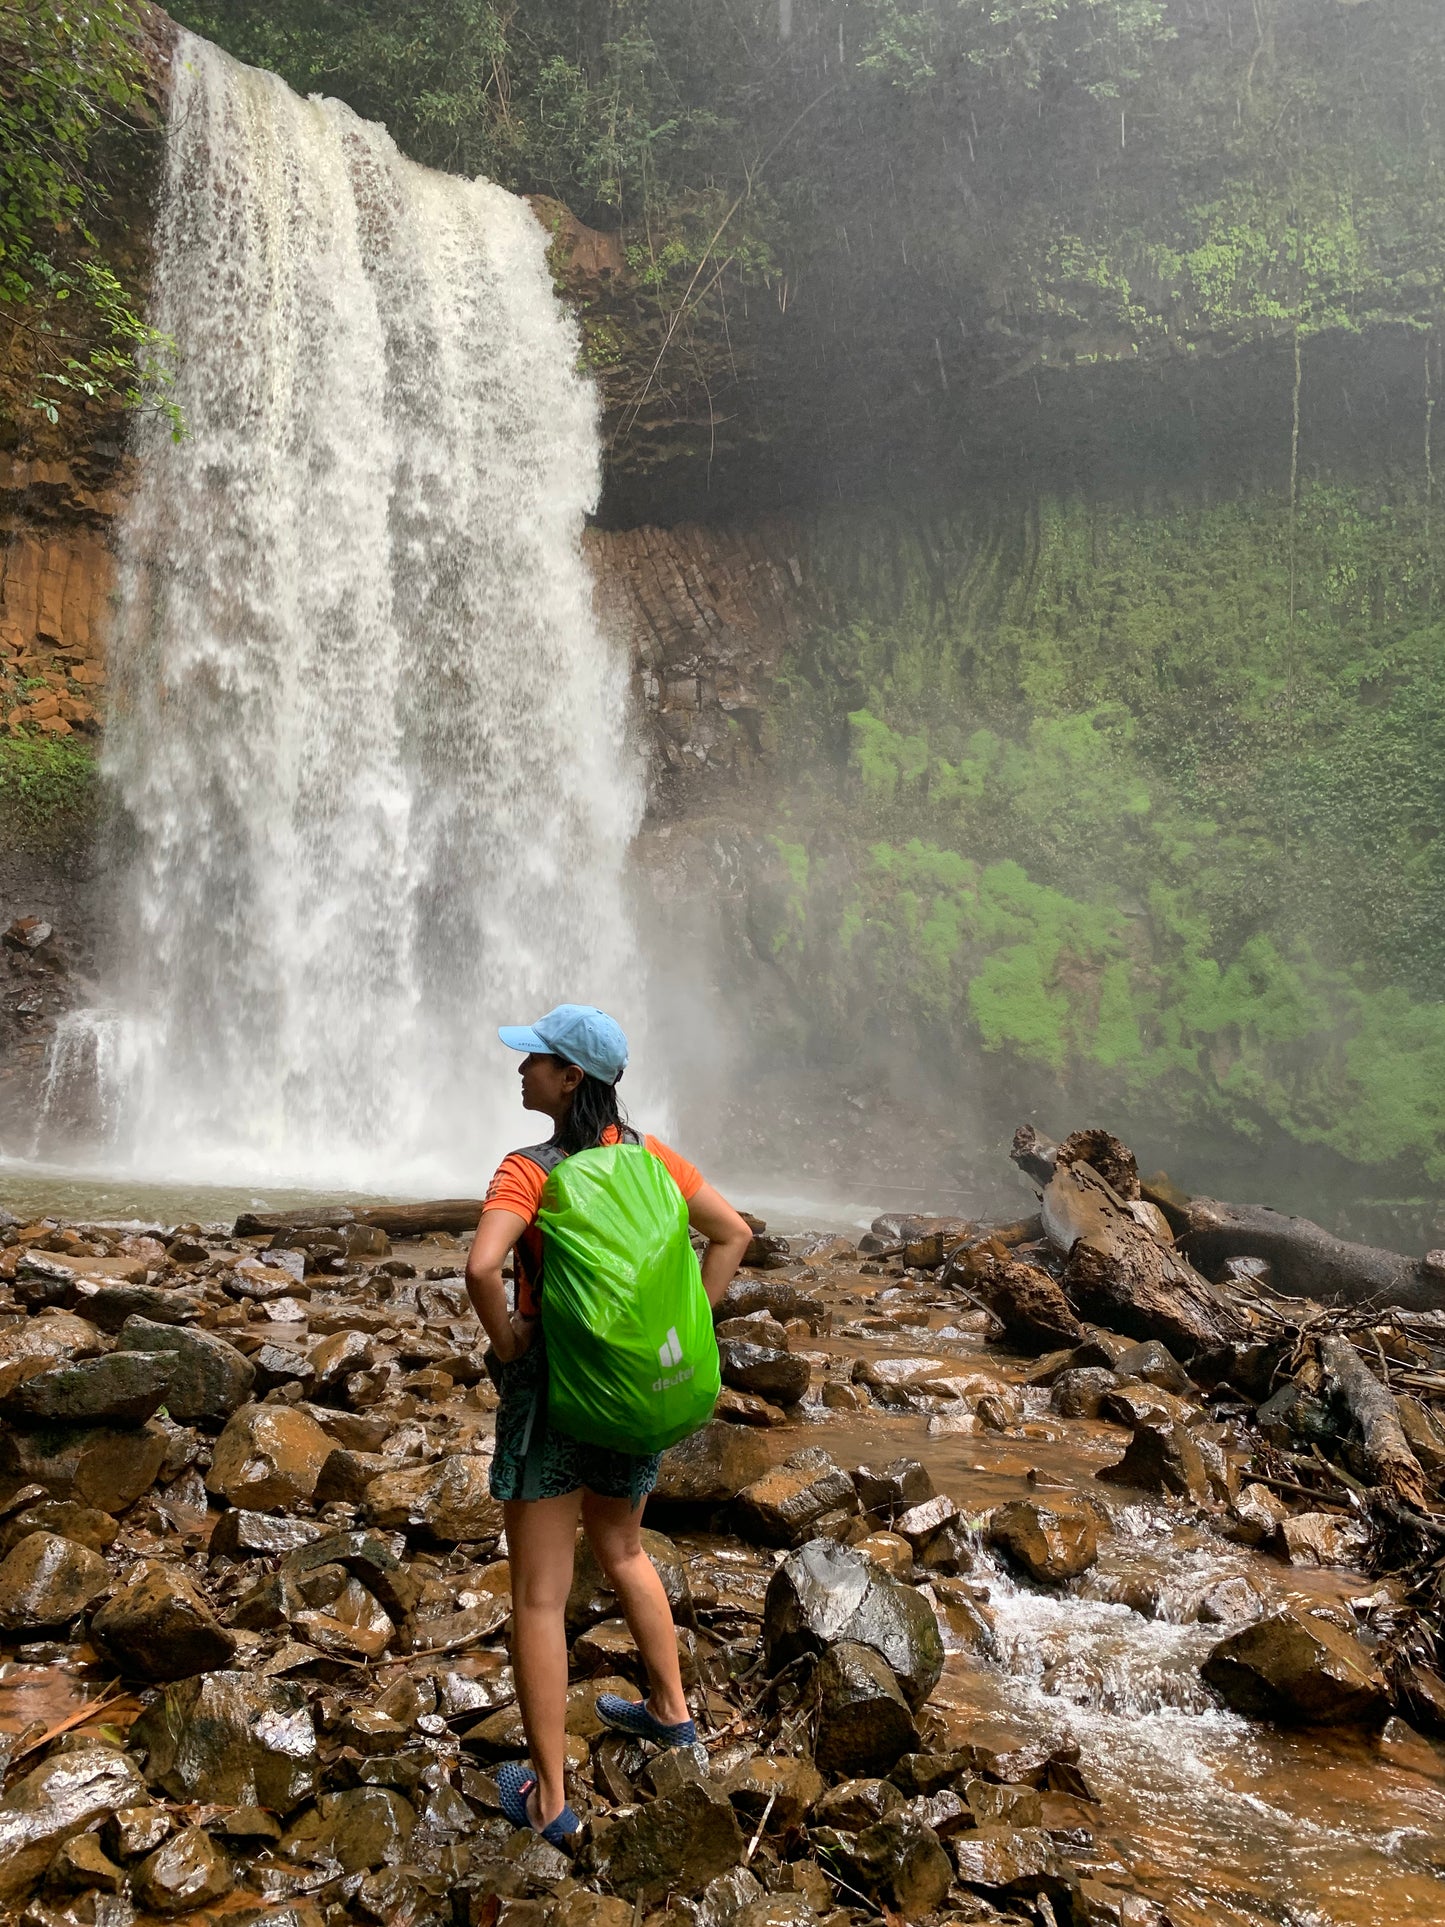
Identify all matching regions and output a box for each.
[498,1004,629,1084]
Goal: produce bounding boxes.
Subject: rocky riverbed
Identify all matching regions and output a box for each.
[2,1151,1445,1927]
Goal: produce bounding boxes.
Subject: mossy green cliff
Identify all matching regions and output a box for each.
[734,479,1445,1186]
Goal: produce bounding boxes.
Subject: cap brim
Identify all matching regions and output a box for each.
[498,1025,549,1055]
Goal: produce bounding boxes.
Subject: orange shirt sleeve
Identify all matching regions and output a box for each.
[644,1133,704,1202]
[482,1151,547,1225]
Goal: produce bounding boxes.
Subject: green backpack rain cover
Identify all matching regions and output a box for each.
[536,1141,720,1455]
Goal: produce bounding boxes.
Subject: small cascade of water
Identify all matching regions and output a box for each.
[44,33,645,1189]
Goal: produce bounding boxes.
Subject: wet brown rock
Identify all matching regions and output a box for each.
[91,1563,236,1680]
[0,1500,116,1557]
[207,1508,328,1562]
[1201,1605,1388,1724]
[763,1536,944,1709]
[1096,1418,1211,1504]
[813,1777,904,1830]
[118,1315,254,1423]
[1072,1878,1168,1926]
[129,1670,319,1810]
[0,1419,167,1511]
[567,1527,690,1634]
[47,1827,127,1892]
[717,1339,810,1406]
[1114,1339,1191,1394]
[715,1386,789,1426]
[852,1457,935,1518]
[282,1528,420,1622]
[1279,1511,1370,1568]
[715,1313,791,1350]
[0,1349,175,1426]
[965,1780,1044,1827]
[364,1454,502,1543]
[653,1420,769,1507]
[987,1500,1098,1583]
[950,1825,1066,1897]
[207,1403,334,1511]
[1049,1367,1120,1419]
[281,1785,415,1872]
[855,1530,914,1579]
[734,1448,858,1549]
[596,1779,745,1901]
[0,1529,108,1629]
[1226,1481,1291,1548]
[75,1282,205,1332]
[133,1826,233,1913]
[721,1752,824,1827]
[0,1742,147,1903]
[715,1277,822,1327]
[314,1446,392,1504]
[106,1805,172,1859]
[814,1640,918,1775]
[0,1311,105,1367]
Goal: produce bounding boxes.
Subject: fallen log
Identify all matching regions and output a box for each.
[234,1200,484,1240]
[1182,1198,1440,1311]
[1319,1333,1430,1510]
[1042,1160,1249,1362]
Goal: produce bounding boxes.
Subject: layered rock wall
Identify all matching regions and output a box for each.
[0,459,120,739]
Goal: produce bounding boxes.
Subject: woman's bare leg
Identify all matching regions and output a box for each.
[504,1491,583,1826]
[581,1490,690,1727]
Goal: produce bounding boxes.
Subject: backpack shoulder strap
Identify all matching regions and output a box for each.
[512,1140,568,1175]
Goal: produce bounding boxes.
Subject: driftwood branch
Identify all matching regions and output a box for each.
[1042,1161,1249,1362]
[1319,1333,1429,1510]
[1183,1198,1439,1311]
[234,1200,484,1239]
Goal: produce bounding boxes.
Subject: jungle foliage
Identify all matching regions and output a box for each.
[0,0,175,432]
[171,0,1445,426]
[753,480,1445,1180]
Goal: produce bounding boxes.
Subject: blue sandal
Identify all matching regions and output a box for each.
[595,1693,698,1748]
[496,1759,580,1848]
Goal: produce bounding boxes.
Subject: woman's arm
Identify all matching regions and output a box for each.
[687,1183,754,1308]
[464,1208,532,1362]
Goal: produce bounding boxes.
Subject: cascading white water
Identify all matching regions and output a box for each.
[51,33,645,1189]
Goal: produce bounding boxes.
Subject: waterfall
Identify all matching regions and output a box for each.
[58,33,645,1190]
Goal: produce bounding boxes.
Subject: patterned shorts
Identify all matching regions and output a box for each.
[488,1338,661,1507]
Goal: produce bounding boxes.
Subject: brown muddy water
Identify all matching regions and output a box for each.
[769,1273,1445,1927]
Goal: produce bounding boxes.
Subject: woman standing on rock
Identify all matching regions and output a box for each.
[465,1003,753,1846]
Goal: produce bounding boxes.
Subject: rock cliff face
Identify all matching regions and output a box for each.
[0,457,118,740]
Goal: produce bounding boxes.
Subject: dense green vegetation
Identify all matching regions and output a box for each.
[0,736,98,851]
[753,482,1445,1180]
[173,0,1444,448]
[0,0,174,432]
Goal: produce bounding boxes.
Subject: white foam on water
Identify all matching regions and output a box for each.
[38,33,648,1190]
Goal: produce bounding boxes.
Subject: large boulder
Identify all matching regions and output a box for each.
[0,1311,106,1367]
[971,1259,1086,1353]
[0,1501,117,1558]
[852,1458,935,1519]
[813,1641,918,1775]
[0,1350,175,1427]
[833,1812,953,1915]
[1097,1418,1211,1504]
[762,1538,944,1710]
[77,1283,204,1333]
[0,1530,108,1630]
[91,1564,236,1680]
[567,1527,690,1635]
[364,1455,502,1544]
[0,1420,168,1512]
[207,1404,334,1512]
[280,1785,415,1873]
[133,1827,234,1913]
[718,1339,810,1406]
[118,1316,253,1424]
[1201,1606,1388,1724]
[735,1448,859,1549]
[595,1779,745,1901]
[653,1421,769,1507]
[0,1743,147,1903]
[987,1500,1098,1584]
[130,1671,318,1811]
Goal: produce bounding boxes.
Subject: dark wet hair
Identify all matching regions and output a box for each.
[547,1055,626,1155]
